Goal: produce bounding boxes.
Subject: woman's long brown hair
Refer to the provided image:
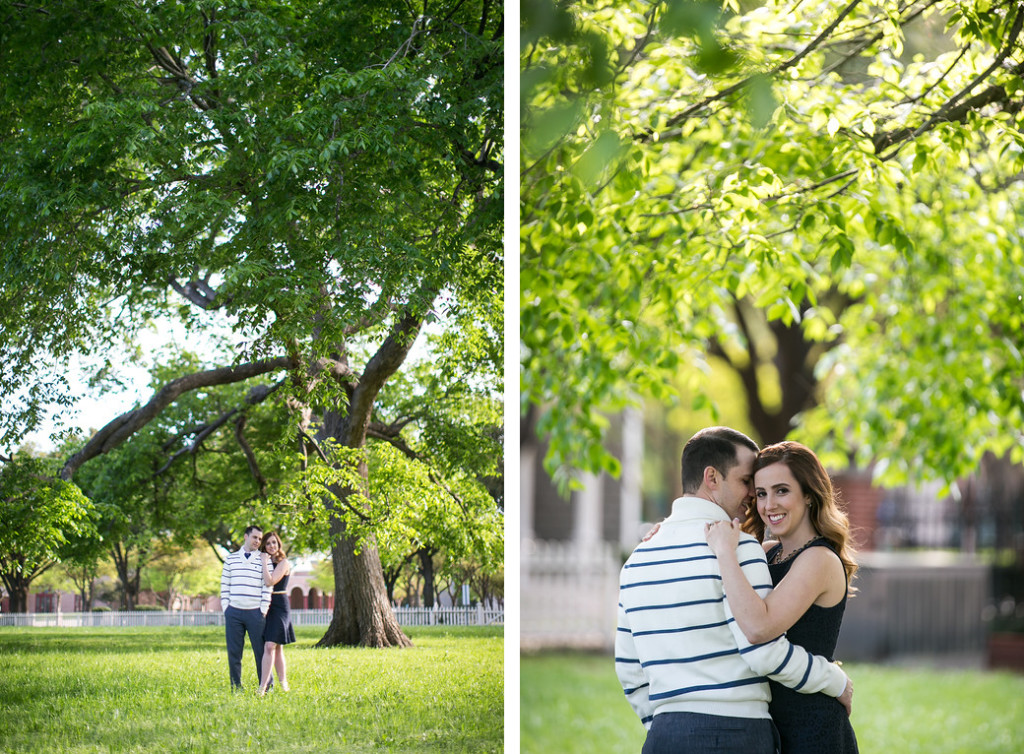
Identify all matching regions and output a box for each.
[743,441,858,590]
[259,530,287,565]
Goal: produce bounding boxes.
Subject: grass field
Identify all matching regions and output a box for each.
[521,651,1024,754]
[0,625,503,753]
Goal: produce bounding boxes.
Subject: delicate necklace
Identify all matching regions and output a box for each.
[770,536,821,565]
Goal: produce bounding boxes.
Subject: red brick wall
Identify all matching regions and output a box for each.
[833,471,883,552]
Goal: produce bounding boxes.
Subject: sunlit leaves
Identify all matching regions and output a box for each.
[523,0,1024,487]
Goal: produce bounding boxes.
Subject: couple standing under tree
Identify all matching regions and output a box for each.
[220,526,297,695]
[617,427,859,753]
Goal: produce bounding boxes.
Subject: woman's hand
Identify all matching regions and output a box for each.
[704,518,742,556]
[838,676,853,717]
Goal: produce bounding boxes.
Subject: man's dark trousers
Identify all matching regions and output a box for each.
[225,606,266,689]
[641,712,780,754]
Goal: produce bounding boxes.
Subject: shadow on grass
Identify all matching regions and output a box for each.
[0,624,504,657]
[0,626,227,656]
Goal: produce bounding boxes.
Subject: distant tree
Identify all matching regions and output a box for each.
[52,556,116,613]
[448,555,504,607]
[0,454,95,612]
[142,538,222,609]
[53,522,109,612]
[367,354,503,606]
[380,551,410,605]
[69,425,173,610]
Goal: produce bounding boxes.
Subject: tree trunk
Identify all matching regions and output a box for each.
[383,563,402,605]
[418,546,437,608]
[405,571,422,607]
[313,305,431,648]
[72,567,95,612]
[727,299,821,444]
[112,544,143,611]
[1,557,52,613]
[314,406,413,649]
[316,513,413,648]
[4,580,29,613]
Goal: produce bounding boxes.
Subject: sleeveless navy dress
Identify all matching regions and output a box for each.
[264,567,296,645]
[766,539,858,754]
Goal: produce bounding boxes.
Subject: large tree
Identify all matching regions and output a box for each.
[521,0,1024,489]
[0,0,502,647]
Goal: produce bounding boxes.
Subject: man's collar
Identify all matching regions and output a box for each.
[668,495,731,522]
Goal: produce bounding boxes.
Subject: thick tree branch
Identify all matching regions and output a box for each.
[876,77,1024,159]
[152,381,283,477]
[476,0,493,37]
[460,147,502,173]
[160,423,207,453]
[309,356,358,386]
[201,9,219,80]
[145,41,214,111]
[169,275,230,309]
[370,414,420,437]
[346,293,437,446]
[366,422,420,458]
[61,358,295,480]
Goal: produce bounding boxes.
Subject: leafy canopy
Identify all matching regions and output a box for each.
[521,0,1024,488]
[0,0,502,449]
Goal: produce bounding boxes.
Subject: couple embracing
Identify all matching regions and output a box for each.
[617,427,859,753]
[220,525,297,695]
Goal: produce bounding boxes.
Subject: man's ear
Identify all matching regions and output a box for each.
[703,465,718,489]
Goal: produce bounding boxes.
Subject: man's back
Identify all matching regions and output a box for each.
[616,497,773,723]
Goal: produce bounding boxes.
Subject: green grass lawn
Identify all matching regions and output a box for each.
[521,652,1024,754]
[0,625,502,753]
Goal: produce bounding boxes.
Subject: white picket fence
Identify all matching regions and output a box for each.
[520,538,621,650]
[0,605,503,629]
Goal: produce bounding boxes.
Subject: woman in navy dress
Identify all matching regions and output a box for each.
[706,441,859,753]
[258,531,296,696]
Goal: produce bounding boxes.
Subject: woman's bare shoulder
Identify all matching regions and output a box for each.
[791,543,845,579]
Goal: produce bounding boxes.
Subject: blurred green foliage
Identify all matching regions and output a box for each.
[521,0,1024,491]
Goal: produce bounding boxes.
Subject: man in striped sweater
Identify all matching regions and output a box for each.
[616,427,852,753]
[221,525,272,690]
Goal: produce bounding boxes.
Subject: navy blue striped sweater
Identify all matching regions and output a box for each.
[220,549,271,613]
